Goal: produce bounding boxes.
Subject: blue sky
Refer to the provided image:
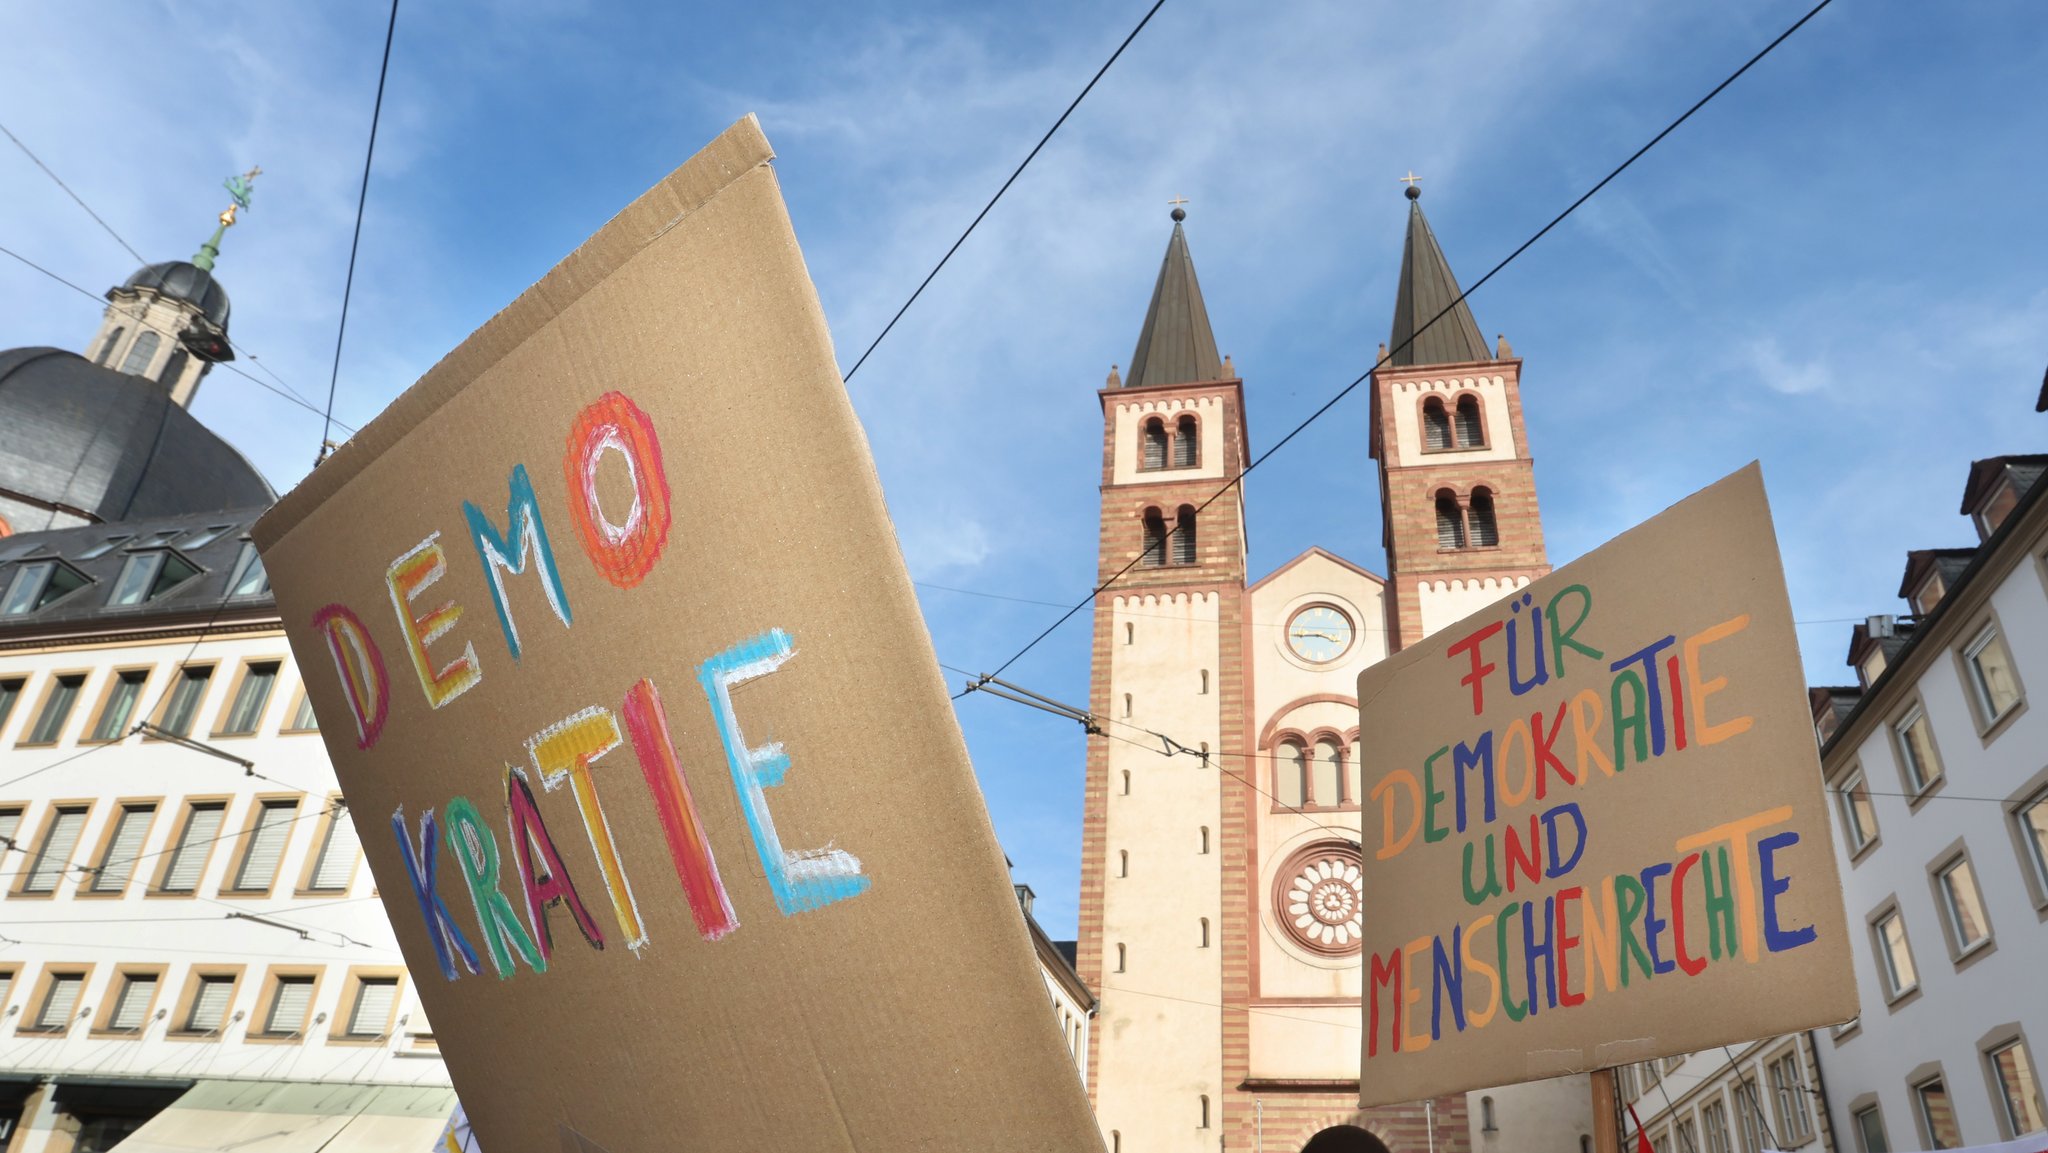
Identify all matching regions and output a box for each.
[4,0,2046,938]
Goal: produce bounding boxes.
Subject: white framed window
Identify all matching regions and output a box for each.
[1893,706,1944,793]
[1734,1079,1765,1153]
[22,805,89,893]
[156,666,214,738]
[231,799,299,893]
[158,801,228,893]
[345,976,400,1038]
[25,674,86,745]
[183,974,236,1034]
[220,662,280,735]
[34,972,84,1030]
[1768,1051,1814,1144]
[1962,624,2023,726]
[262,975,316,1036]
[1987,1039,2047,1139]
[1935,856,1991,955]
[1838,770,1878,853]
[1874,909,1918,998]
[1702,1098,1731,1153]
[89,802,158,893]
[306,803,361,892]
[106,972,159,1033]
[89,669,150,741]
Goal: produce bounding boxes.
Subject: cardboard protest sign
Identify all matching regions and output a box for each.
[1355,465,1855,1107]
[254,116,1103,1153]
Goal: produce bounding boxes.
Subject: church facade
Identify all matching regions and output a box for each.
[1075,192,1591,1153]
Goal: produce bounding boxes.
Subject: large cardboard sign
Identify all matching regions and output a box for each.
[1355,465,1855,1107]
[255,117,1103,1153]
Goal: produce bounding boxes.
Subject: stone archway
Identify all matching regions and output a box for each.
[1302,1125,1394,1153]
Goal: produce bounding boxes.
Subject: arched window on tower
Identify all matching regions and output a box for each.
[1172,506,1196,565]
[1115,944,1126,973]
[1312,738,1343,807]
[1199,1095,1211,1129]
[1482,1096,1498,1132]
[1422,396,1452,451]
[1118,850,1128,878]
[120,330,161,376]
[161,349,190,391]
[1199,917,1209,948]
[1436,489,1466,550]
[1455,394,1486,447]
[1199,826,1210,854]
[95,327,125,366]
[1142,417,1168,470]
[1141,509,1168,566]
[1469,487,1499,547]
[1173,414,1198,467]
[1277,741,1307,809]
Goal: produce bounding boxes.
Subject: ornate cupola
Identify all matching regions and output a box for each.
[87,168,260,407]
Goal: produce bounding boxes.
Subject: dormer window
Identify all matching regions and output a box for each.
[226,542,270,597]
[76,534,134,561]
[1911,572,1945,615]
[1,559,92,616]
[178,524,238,550]
[1858,647,1887,689]
[108,549,202,607]
[1975,477,2021,540]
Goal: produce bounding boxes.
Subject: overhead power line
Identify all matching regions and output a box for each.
[958,0,1838,688]
[0,119,146,265]
[0,241,357,434]
[317,0,401,465]
[840,0,1169,385]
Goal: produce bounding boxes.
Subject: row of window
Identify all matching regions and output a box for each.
[1858,826,2045,1012]
[1271,735,1360,810]
[1854,1044,2046,1150]
[1,531,267,618]
[1421,393,1488,452]
[0,655,316,750]
[0,960,412,1048]
[1624,1052,1813,1153]
[1139,415,1200,471]
[0,792,361,901]
[1436,486,1501,550]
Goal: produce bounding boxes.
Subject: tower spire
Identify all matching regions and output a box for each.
[1124,205,1222,388]
[1387,182,1490,367]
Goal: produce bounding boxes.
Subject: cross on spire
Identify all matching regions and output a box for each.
[1399,171,1421,188]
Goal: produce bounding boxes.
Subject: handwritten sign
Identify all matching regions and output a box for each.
[1354,465,1855,1107]
[255,117,1103,1153]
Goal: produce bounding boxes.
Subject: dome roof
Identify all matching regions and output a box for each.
[122,261,231,329]
[0,347,273,525]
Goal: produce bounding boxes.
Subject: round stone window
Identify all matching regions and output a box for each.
[1273,842,1364,955]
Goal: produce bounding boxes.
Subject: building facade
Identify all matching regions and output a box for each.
[1076,193,1590,1153]
[0,225,460,1151]
[1810,450,2048,1152]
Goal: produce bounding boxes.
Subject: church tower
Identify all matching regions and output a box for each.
[1078,206,1247,1149]
[1369,184,1549,648]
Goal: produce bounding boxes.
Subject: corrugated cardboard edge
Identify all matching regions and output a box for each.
[253,114,775,554]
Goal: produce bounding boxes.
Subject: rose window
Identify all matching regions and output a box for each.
[1276,846,1363,955]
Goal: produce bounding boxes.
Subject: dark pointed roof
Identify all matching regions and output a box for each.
[1388,190,1490,368]
[1125,217,1222,388]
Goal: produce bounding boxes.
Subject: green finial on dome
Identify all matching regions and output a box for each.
[193,166,261,272]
